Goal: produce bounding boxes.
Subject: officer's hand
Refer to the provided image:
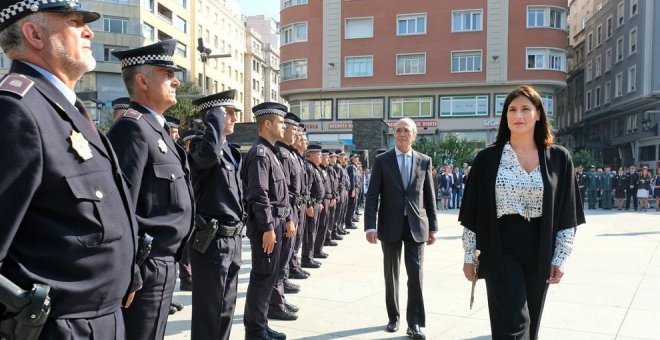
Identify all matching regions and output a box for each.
[262,229,277,254]
[285,220,296,238]
[366,231,378,244]
[319,204,324,213]
[351,191,356,198]
[306,207,314,217]
[123,285,141,308]
[329,199,336,207]
[205,106,227,142]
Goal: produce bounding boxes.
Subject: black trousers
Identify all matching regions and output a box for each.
[380,221,425,327]
[314,199,331,254]
[190,233,242,340]
[483,215,549,340]
[289,204,307,272]
[626,189,638,210]
[40,309,124,340]
[270,221,295,307]
[123,257,176,340]
[178,238,193,281]
[302,204,320,260]
[344,193,357,226]
[244,222,283,337]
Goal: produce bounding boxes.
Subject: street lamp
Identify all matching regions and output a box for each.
[197,38,231,95]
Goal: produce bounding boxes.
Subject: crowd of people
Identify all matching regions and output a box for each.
[576,164,660,211]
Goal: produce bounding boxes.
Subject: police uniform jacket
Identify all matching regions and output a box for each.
[0,61,139,318]
[333,163,346,192]
[242,137,290,234]
[625,172,640,190]
[586,172,601,190]
[601,172,614,191]
[306,161,325,205]
[107,102,194,259]
[188,126,244,223]
[277,142,303,206]
[319,165,331,200]
[347,163,359,192]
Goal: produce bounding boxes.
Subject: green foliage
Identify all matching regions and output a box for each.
[571,149,596,169]
[165,81,204,130]
[413,133,485,167]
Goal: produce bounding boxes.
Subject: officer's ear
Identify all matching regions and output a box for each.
[20,21,47,51]
[135,73,149,91]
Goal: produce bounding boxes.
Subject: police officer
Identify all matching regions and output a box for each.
[345,154,360,227]
[586,165,600,209]
[0,2,140,338]
[625,165,640,211]
[107,39,195,340]
[601,165,615,210]
[288,132,312,280]
[242,102,291,340]
[187,90,244,340]
[328,152,347,241]
[302,145,325,269]
[576,165,587,207]
[112,97,130,121]
[314,150,335,259]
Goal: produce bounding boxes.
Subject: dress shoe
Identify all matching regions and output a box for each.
[179,278,192,291]
[168,305,177,315]
[314,252,329,259]
[171,301,184,311]
[266,327,287,340]
[331,234,343,240]
[300,268,311,276]
[324,240,338,247]
[284,302,299,313]
[351,217,360,222]
[267,306,298,320]
[284,281,300,294]
[301,258,321,268]
[386,321,399,332]
[340,228,350,234]
[337,229,348,235]
[346,224,358,230]
[289,269,309,280]
[406,325,426,339]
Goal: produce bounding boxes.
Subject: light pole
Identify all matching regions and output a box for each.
[197,38,231,95]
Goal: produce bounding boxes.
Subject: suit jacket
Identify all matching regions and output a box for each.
[0,61,139,318]
[365,149,438,243]
[107,103,194,259]
[459,144,585,279]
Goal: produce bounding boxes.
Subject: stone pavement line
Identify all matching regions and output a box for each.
[165,209,660,340]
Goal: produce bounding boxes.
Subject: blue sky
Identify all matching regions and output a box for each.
[238,0,280,20]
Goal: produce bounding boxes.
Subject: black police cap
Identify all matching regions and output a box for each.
[252,102,287,118]
[164,115,180,128]
[284,112,301,126]
[181,129,203,142]
[0,0,99,32]
[307,144,322,152]
[111,39,182,70]
[192,89,238,113]
[111,97,130,111]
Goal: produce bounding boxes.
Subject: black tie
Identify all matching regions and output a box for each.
[75,99,99,137]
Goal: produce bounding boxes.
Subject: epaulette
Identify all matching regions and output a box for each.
[256,145,266,157]
[281,149,289,158]
[122,108,142,120]
[0,74,34,97]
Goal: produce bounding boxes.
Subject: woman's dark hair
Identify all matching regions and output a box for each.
[494,85,554,148]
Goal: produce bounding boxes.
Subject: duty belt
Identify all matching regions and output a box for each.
[216,221,245,237]
[273,206,290,221]
[289,193,304,206]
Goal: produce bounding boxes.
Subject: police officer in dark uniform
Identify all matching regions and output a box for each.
[345,154,360,228]
[328,152,346,241]
[576,165,587,207]
[242,102,291,340]
[112,97,130,121]
[186,89,244,340]
[107,39,195,340]
[289,130,311,280]
[314,151,335,259]
[0,2,140,338]
[302,145,325,269]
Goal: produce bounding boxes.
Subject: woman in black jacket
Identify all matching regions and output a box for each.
[459,86,585,340]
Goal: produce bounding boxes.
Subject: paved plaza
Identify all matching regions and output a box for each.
[165,209,660,339]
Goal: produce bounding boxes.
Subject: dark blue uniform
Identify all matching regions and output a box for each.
[289,148,309,275]
[345,162,359,227]
[302,161,325,264]
[242,137,290,338]
[107,102,194,340]
[0,61,139,339]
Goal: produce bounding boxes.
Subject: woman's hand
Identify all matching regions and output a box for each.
[463,263,476,281]
[546,265,564,284]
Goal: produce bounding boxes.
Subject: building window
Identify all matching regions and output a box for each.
[496,94,553,116]
[142,23,154,41]
[396,53,426,75]
[586,90,592,111]
[451,51,482,72]
[595,55,602,78]
[283,0,307,9]
[606,15,613,39]
[586,61,593,82]
[174,15,186,33]
[173,0,186,7]
[175,42,186,58]
[290,100,331,120]
[157,3,173,22]
[440,95,488,117]
[626,113,638,134]
[587,32,593,52]
[595,86,601,107]
[397,14,426,36]
[281,22,308,45]
[452,10,482,32]
[103,45,125,62]
[605,48,612,72]
[596,25,602,46]
[345,17,373,39]
[615,72,623,97]
[337,98,384,119]
[527,6,567,29]
[345,56,373,77]
[629,27,637,55]
[103,16,128,33]
[616,37,624,62]
[630,0,638,17]
[390,97,433,118]
[628,65,636,92]
[617,1,625,26]
[142,0,154,12]
[281,59,307,81]
[526,48,566,71]
[604,81,612,103]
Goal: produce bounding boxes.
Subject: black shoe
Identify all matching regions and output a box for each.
[289,269,309,280]
[346,224,358,230]
[267,306,298,320]
[336,229,347,235]
[284,281,300,294]
[285,302,300,313]
[179,278,192,292]
[324,240,338,246]
[340,228,350,234]
[169,306,177,315]
[301,258,321,268]
[266,327,287,340]
[386,321,399,332]
[331,234,343,240]
[300,269,311,276]
[171,301,184,311]
[406,325,426,339]
[314,252,329,259]
[352,217,359,222]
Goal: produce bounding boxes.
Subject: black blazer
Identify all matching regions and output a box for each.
[459,144,585,279]
[365,149,438,243]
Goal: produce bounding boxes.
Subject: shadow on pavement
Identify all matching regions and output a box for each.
[597,231,660,237]
[294,326,403,339]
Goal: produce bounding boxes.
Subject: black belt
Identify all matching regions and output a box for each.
[273,206,290,221]
[215,221,244,237]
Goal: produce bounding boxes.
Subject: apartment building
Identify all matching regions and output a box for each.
[278,0,568,147]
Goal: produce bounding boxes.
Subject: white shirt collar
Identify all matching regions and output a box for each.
[142,105,166,127]
[395,147,413,158]
[23,62,76,105]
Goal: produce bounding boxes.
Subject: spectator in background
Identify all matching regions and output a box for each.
[654,169,660,211]
[452,166,463,210]
[625,165,640,211]
[600,166,614,210]
[439,165,453,210]
[586,165,600,209]
[637,178,651,211]
[614,168,627,210]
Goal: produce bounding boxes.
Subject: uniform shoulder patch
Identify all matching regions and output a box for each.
[281,149,289,158]
[0,74,34,97]
[122,108,142,120]
[256,145,266,157]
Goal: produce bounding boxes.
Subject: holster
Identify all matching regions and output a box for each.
[193,215,218,254]
[136,233,153,267]
[0,275,50,340]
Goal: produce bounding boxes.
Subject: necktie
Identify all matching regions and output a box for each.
[401,154,410,188]
[75,99,99,137]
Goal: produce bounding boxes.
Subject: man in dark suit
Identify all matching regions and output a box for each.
[365,118,438,339]
[107,40,195,340]
[0,3,140,338]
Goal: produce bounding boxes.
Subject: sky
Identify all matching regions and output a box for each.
[238,0,280,20]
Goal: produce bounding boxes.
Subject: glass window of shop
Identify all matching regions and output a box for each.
[337,98,384,120]
[389,97,433,118]
[290,100,333,120]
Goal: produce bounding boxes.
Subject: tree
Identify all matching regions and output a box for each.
[571,149,596,169]
[413,133,485,168]
[165,81,203,130]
